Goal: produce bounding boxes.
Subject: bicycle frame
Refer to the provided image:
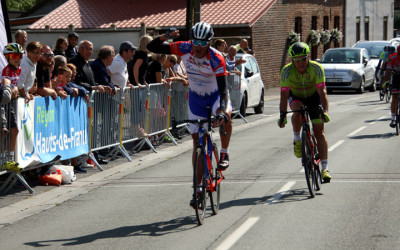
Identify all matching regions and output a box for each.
[299,107,320,167]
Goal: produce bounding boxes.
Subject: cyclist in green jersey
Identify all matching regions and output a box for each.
[278,42,332,182]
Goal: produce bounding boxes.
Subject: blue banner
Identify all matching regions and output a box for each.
[34,96,89,162]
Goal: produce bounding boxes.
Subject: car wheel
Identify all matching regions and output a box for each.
[357,78,365,94]
[254,90,264,114]
[240,93,247,117]
[369,78,376,92]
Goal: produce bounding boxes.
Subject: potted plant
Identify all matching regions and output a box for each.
[308,30,320,46]
[330,28,343,43]
[319,30,331,45]
[288,31,300,45]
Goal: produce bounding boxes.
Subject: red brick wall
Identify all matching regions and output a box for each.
[251,0,344,89]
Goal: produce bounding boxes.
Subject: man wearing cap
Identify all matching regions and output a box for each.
[108,41,137,89]
[65,32,79,62]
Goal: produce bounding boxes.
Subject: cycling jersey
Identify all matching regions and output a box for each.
[170,41,226,96]
[1,64,21,87]
[386,52,400,75]
[280,60,325,98]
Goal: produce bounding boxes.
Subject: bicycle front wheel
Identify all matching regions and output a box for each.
[379,88,384,101]
[193,148,207,225]
[209,143,220,215]
[302,131,316,198]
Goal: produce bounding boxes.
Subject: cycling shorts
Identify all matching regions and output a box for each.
[288,91,323,124]
[188,90,232,134]
[391,74,400,94]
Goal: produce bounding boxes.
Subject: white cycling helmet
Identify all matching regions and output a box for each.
[190,22,214,41]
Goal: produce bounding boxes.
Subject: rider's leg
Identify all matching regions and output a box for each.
[391,94,397,127]
[290,100,303,158]
[191,133,204,189]
[313,123,328,170]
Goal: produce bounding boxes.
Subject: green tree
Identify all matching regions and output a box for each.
[6,0,41,11]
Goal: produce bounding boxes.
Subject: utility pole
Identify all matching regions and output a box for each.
[185,0,201,40]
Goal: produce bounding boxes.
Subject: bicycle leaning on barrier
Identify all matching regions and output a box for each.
[172,106,226,225]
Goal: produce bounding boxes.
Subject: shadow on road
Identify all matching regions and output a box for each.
[349,133,394,139]
[24,216,196,247]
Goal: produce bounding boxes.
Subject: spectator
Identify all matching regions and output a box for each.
[236,39,251,54]
[53,36,68,58]
[17,41,42,102]
[108,41,136,89]
[15,30,27,51]
[66,63,89,102]
[54,66,71,99]
[164,55,188,87]
[65,32,79,62]
[146,53,166,84]
[214,39,228,54]
[51,55,67,81]
[35,45,57,99]
[127,35,153,87]
[89,45,115,95]
[172,55,187,80]
[69,40,105,93]
[1,43,23,163]
[226,45,246,75]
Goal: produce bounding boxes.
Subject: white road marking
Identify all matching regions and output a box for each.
[347,126,367,137]
[328,140,345,152]
[266,181,296,204]
[369,116,387,124]
[215,217,260,250]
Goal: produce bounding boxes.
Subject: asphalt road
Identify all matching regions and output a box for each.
[1,89,400,250]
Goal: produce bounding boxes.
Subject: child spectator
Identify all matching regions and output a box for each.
[1,43,24,162]
[55,66,71,99]
[66,63,90,103]
[17,41,42,102]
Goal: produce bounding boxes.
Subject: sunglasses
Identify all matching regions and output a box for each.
[292,56,308,62]
[44,53,54,58]
[192,39,209,47]
[8,53,23,60]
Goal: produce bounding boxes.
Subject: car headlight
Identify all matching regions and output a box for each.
[350,70,362,80]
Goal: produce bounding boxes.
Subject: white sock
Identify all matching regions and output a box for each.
[220,148,229,154]
[9,152,14,161]
[196,186,202,192]
[321,160,328,171]
[293,132,301,141]
[392,114,396,120]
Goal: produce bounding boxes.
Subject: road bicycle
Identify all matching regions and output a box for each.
[379,81,391,103]
[172,107,226,225]
[285,106,322,198]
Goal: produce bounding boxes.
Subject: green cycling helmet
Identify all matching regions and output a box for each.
[288,42,310,58]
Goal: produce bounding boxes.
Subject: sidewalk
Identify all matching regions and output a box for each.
[264,87,280,101]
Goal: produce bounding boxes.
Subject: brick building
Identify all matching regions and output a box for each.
[23,0,345,88]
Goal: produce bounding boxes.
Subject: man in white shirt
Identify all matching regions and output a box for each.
[108,41,137,89]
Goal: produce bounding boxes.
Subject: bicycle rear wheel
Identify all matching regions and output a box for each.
[193,148,207,225]
[209,143,220,215]
[302,131,316,198]
[311,136,322,191]
[386,88,391,103]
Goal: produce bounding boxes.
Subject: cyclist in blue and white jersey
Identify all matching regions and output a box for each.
[147,22,232,207]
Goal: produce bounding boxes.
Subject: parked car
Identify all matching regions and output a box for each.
[319,47,376,93]
[233,54,265,116]
[352,40,390,69]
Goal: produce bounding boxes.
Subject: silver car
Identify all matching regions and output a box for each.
[319,48,376,94]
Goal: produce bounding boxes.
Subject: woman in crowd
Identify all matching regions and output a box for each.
[127,35,153,88]
[53,36,68,58]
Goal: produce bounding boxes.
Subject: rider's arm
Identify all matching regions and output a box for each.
[317,86,329,112]
[279,90,289,113]
[146,36,172,54]
[216,75,228,112]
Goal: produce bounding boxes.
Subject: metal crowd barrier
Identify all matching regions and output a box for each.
[227,74,248,123]
[87,89,131,170]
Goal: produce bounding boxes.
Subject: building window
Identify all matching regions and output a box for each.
[334,16,340,29]
[365,16,369,40]
[323,16,329,30]
[312,16,317,30]
[356,16,361,42]
[295,17,302,41]
[383,16,388,40]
